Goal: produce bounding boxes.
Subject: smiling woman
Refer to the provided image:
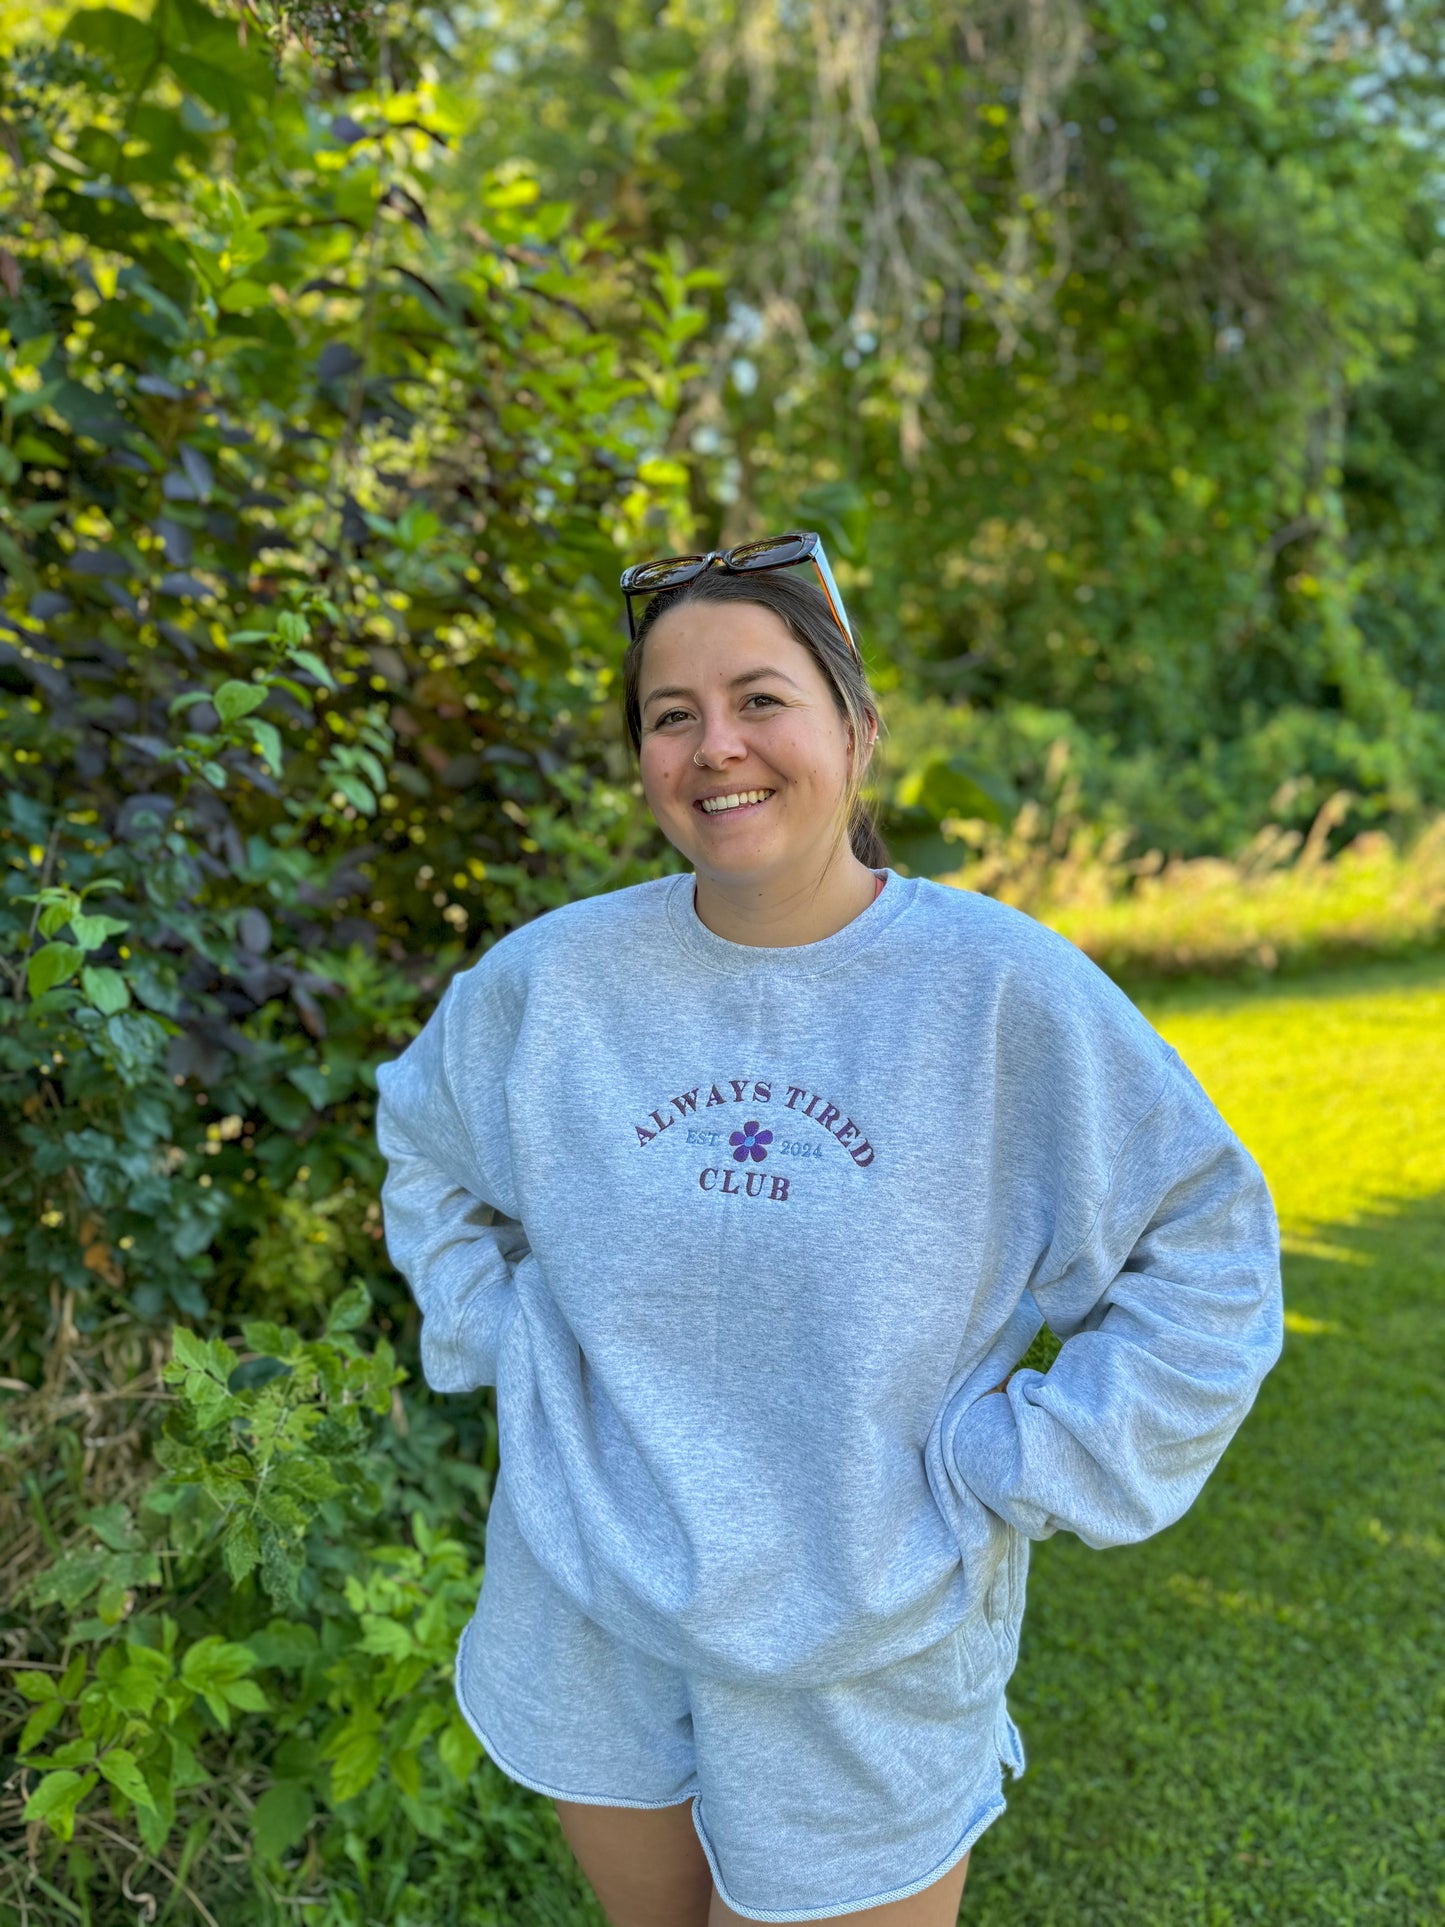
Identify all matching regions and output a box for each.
[375,546,1283,1926]
[620,569,888,949]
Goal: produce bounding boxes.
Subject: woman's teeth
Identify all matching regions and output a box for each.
[699,789,774,814]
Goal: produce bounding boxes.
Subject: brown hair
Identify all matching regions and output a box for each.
[621,569,890,871]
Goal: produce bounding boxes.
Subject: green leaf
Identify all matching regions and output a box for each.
[170,1327,211,1374]
[325,1284,370,1335]
[111,1647,171,1715]
[221,1678,269,1712]
[5,378,64,421]
[252,1780,314,1860]
[18,1697,67,1753]
[437,1715,481,1782]
[63,7,159,86]
[86,1503,141,1553]
[135,1781,174,1857]
[227,1354,291,1393]
[331,773,375,814]
[239,1319,289,1358]
[356,1614,413,1661]
[222,1514,261,1584]
[243,716,284,775]
[37,901,77,939]
[9,1671,58,1702]
[200,1689,232,1731]
[216,280,271,313]
[187,1377,237,1429]
[28,1550,107,1611]
[70,912,129,949]
[243,1619,319,1671]
[96,1574,131,1624]
[23,1768,98,1841]
[214,679,268,723]
[81,966,131,1015]
[353,747,389,791]
[162,1730,212,1794]
[27,942,84,997]
[16,333,57,370]
[285,1063,328,1108]
[181,1636,258,1693]
[99,1746,157,1811]
[289,647,337,690]
[324,1716,383,1804]
[168,22,275,127]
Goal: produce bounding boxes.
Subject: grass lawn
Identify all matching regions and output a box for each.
[964,956,1445,1925]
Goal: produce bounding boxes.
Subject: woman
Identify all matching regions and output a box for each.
[374,536,1283,1926]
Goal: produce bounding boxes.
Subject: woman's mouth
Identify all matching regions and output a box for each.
[694,788,776,818]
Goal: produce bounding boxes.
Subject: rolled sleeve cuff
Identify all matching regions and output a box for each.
[946,1376,1054,1541]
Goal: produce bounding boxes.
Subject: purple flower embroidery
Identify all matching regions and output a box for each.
[729,1119,773,1163]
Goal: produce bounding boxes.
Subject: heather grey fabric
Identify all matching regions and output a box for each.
[457,1460,1022,1922]
[375,869,1283,1695]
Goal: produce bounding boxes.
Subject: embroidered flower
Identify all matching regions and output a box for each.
[729,1119,773,1163]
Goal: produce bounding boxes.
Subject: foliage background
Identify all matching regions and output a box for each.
[1,0,1442,1919]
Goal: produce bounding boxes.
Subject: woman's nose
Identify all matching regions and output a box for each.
[692,708,749,767]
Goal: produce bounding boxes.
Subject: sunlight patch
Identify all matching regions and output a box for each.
[1282,1309,1345,1335]
[1363,1518,1444,1559]
[1280,1235,1372,1267]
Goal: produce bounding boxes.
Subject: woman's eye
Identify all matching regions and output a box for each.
[651,693,778,731]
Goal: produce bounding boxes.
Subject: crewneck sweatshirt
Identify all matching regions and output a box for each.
[375,870,1283,1689]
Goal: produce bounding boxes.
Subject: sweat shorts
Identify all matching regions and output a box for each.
[454,1465,1028,1923]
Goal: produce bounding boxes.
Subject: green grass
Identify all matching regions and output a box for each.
[1042,821,1445,985]
[965,956,1445,1925]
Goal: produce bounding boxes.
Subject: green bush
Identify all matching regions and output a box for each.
[0,0,701,1911]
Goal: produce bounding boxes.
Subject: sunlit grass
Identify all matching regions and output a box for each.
[1045,821,1445,981]
[934,745,1445,983]
[1142,956,1445,1241]
[965,955,1445,1925]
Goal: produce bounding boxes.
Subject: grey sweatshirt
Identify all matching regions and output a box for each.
[374,870,1283,1689]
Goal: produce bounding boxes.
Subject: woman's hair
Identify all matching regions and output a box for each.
[620,568,890,871]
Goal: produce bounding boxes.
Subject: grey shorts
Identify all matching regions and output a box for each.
[454,1466,1028,1923]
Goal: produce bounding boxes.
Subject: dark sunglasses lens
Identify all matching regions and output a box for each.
[627,556,706,591]
[728,534,810,571]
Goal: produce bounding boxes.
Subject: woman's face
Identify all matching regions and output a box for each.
[636,597,867,887]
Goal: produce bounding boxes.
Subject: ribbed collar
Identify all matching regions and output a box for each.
[664,867,919,978]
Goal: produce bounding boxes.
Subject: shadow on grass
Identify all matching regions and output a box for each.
[1125,946,1445,1019]
[965,1188,1445,1927]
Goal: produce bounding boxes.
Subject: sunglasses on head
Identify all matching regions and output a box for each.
[619,530,859,663]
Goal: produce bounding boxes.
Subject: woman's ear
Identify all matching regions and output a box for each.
[852,715,879,772]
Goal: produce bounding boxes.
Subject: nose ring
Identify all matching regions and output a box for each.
[694,749,706,767]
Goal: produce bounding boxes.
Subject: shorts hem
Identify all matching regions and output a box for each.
[453,1614,699,1810]
[691,1790,1008,1924]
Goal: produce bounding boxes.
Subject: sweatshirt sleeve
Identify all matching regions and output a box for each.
[946,1045,1283,1549]
[373,973,528,1395]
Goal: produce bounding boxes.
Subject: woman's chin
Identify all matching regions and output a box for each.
[691,846,793,889]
